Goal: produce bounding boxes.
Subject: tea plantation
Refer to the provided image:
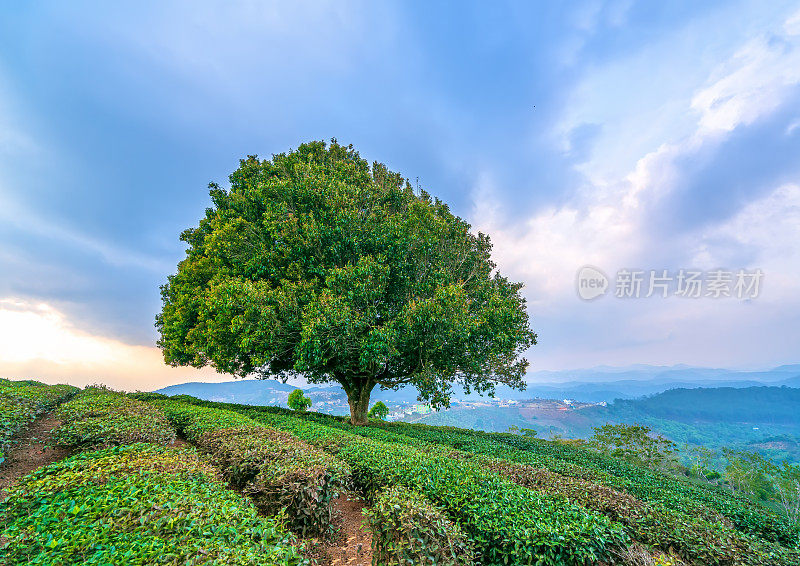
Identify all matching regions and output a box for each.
[0,379,77,466]
[2,380,799,565]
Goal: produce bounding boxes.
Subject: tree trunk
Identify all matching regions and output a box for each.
[346,380,375,426]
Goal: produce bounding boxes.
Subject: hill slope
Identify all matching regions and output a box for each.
[147,393,800,566]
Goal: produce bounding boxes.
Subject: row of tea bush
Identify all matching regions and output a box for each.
[1,443,307,565]
[52,387,177,448]
[149,399,350,537]
[0,379,77,464]
[148,398,488,565]
[176,395,800,565]
[211,402,628,566]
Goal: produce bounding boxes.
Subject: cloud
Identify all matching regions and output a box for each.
[0,297,227,390]
[692,183,800,293]
[471,5,800,369]
[692,15,800,135]
[0,196,172,273]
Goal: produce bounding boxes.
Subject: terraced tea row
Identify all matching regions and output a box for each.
[185,397,800,565]
[0,379,78,464]
[8,386,796,566]
[376,421,800,547]
[2,383,309,565]
[365,485,474,566]
[185,400,629,566]
[147,399,500,565]
[288,412,795,565]
[151,399,349,537]
[1,443,306,565]
[52,387,177,448]
[343,417,800,564]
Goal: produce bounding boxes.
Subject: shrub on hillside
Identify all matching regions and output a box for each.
[589,423,678,471]
[199,426,350,536]
[364,485,474,566]
[0,443,306,565]
[0,381,78,463]
[368,401,389,421]
[53,388,176,448]
[287,389,312,412]
[478,456,798,566]
[129,391,169,402]
[152,400,350,537]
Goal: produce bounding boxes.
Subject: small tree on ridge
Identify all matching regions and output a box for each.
[368,401,389,420]
[287,389,312,412]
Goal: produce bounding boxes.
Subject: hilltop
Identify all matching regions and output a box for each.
[4,378,800,565]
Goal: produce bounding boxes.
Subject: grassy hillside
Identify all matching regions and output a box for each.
[3,380,800,565]
[605,386,800,423]
[144,393,800,565]
[594,387,800,464]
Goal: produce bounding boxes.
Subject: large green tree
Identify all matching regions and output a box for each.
[156,140,536,424]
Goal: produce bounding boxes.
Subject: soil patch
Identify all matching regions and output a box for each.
[305,492,373,566]
[0,413,71,497]
[171,435,191,448]
[1,412,72,548]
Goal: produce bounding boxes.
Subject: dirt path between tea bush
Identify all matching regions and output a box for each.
[0,413,72,497]
[0,412,72,548]
[306,492,372,566]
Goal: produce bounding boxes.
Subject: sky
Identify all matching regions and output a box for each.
[1,1,799,390]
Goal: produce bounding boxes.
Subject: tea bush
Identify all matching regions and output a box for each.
[221,407,628,566]
[364,485,474,566]
[151,400,350,536]
[371,420,800,548]
[184,397,800,563]
[479,456,797,566]
[329,412,800,562]
[151,399,255,440]
[246,409,799,562]
[52,388,176,448]
[0,443,307,565]
[0,380,78,464]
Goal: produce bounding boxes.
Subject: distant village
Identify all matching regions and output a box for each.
[388,397,605,422]
[305,388,605,421]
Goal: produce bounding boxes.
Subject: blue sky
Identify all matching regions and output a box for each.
[1,1,799,389]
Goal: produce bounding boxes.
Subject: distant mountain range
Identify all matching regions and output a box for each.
[155,363,800,406]
[412,384,800,464]
[155,364,800,463]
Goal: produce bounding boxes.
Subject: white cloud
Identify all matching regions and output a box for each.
[473,5,800,368]
[473,174,639,306]
[0,297,227,390]
[691,183,800,296]
[692,23,800,135]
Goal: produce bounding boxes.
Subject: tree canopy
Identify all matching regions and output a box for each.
[589,423,677,470]
[287,389,312,412]
[156,140,536,424]
[368,401,389,421]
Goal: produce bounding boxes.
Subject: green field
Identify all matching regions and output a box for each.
[2,380,799,565]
